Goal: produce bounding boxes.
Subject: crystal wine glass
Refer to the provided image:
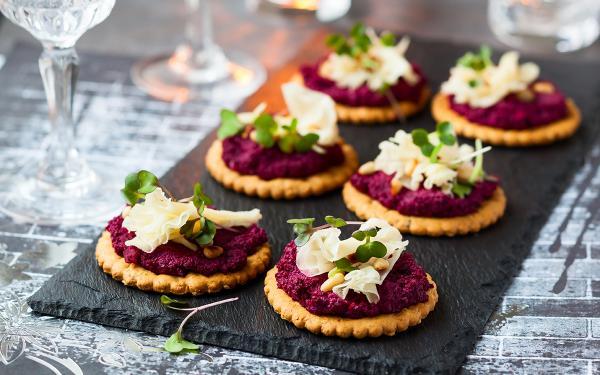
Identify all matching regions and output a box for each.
[0,0,119,224]
[131,0,266,103]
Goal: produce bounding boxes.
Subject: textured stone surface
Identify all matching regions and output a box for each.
[27,37,600,374]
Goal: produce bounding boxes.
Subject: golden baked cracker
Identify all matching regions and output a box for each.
[342,182,506,237]
[292,73,430,124]
[206,140,359,199]
[96,231,271,295]
[264,267,438,339]
[431,93,581,147]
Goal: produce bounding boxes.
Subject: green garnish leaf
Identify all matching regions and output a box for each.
[350,22,365,38]
[420,143,435,157]
[325,33,348,53]
[411,129,430,147]
[356,241,387,262]
[217,109,244,139]
[436,121,456,146]
[452,182,472,198]
[287,218,316,225]
[469,139,485,184]
[164,332,199,354]
[352,227,379,241]
[364,227,379,238]
[160,295,188,307]
[468,79,479,88]
[121,170,159,205]
[295,133,320,152]
[253,114,277,148]
[439,132,456,146]
[352,230,366,241]
[380,31,396,46]
[325,22,372,56]
[429,144,443,163]
[294,233,311,247]
[193,182,213,209]
[325,216,347,228]
[334,258,357,272]
[277,133,296,154]
[458,45,493,71]
[195,220,216,246]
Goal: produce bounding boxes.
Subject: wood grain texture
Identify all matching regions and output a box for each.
[28,35,600,374]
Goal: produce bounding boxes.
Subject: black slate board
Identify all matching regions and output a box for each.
[29,36,600,374]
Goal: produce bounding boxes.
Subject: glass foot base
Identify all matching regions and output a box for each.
[0,164,122,225]
[131,50,267,103]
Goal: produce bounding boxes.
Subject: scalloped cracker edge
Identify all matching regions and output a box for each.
[206,140,358,199]
[431,93,581,146]
[264,267,438,338]
[96,231,271,295]
[343,182,506,237]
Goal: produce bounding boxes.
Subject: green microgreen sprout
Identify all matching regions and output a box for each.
[217,109,245,140]
[458,45,492,71]
[469,139,485,184]
[161,295,238,355]
[451,182,473,199]
[411,121,457,162]
[287,216,365,247]
[121,170,160,205]
[287,218,388,264]
[217,110,320,154]
[333,258,356,273]
[326,22,373,57]
[352,227,387,262]
[278,119,320,154]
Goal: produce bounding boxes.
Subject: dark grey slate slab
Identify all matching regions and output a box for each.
[28,37,600,374]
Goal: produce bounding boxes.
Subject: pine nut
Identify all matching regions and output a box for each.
[359,161,376,175]
[203,245,224,259]
[373,258,389,271]
[320,273,345,292]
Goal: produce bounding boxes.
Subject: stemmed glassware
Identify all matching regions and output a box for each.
[131,0,266,103]
[0,0,119,224]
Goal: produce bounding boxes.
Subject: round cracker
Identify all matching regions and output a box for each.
[292,73,430,124]
[96,230,271,295]
[264,267,438,339]
[206,140,358,199]
[431,93,581,146]
[342,182,506,237]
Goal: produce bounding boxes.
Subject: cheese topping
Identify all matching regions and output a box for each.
[319,30,418,91]
[123,188,262,253]
[359,129,490,196]
[441,51,540,108]
[296,218,408,303]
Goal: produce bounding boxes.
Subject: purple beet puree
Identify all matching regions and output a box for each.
[275,241,432,318]
[448,81,568,129]
[350,171,498,218]
[299,58,427,107]
[221,135,345,180]
[106,215,268,277]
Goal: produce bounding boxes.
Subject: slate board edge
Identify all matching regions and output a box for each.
[26,36,600,374]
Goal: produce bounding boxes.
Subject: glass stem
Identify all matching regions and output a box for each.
[38,46,89,190]
[173,0,228,83]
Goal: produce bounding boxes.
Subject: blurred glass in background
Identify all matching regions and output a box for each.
[488,0,600,53]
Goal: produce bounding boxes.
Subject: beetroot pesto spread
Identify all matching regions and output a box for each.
[449,82,568,129]
[300,60,427,108]
[276,241,432,318]
[221,135,345,180]
[106,215,268,277]
[351,171,498,218]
